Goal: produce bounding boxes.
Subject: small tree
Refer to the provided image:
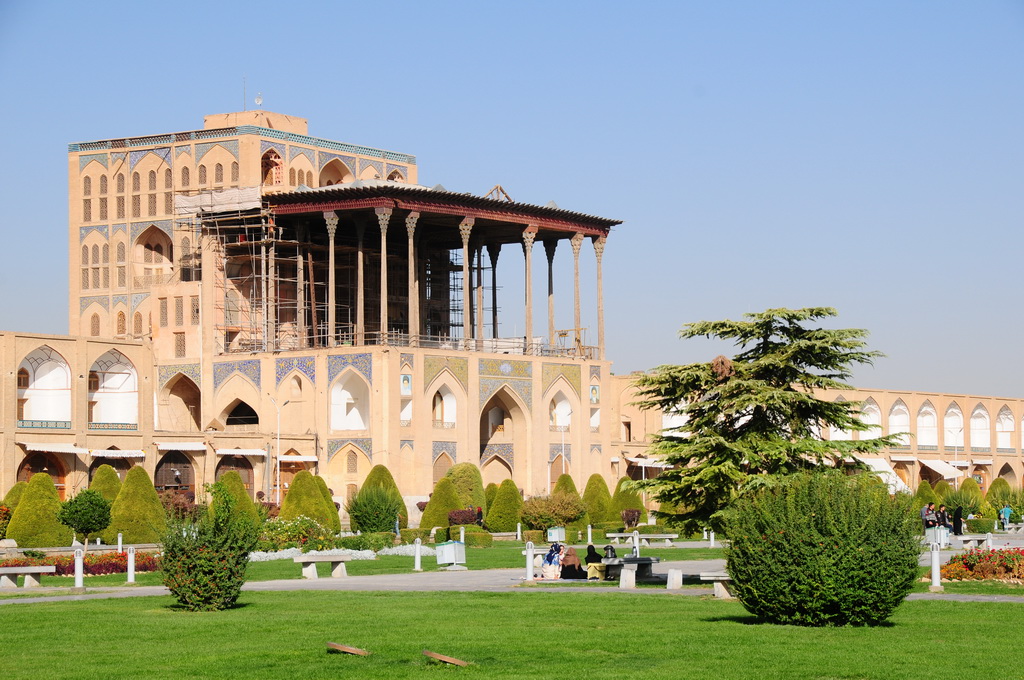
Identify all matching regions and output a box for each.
[446,463,487,511]
[362,465,407,528]
[313,475,342,533]
[209,471,261,528]
[279,471,335,529]
[89,464,123,502]
[634,307,899,533]
[420,478,462,530]
[57,489,111,553]
[484,479,523,532]
[104,466,167,544]
[582,474,612,524]
[6,473,73,548]
[346,485,403,533]
[3,481,28,511]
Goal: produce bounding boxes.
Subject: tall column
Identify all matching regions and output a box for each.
[355,220,365,345]
[376,208,392,342]
[459,218,474,346]
[296,240,305,348]
[570,232,585,352]
[592,235,606,360]
[475,245,485,342]
[487,243,500,339]
[405,211,420,344]
[544,239,558,346]
[324,211,338,347]
[522,227,536,353]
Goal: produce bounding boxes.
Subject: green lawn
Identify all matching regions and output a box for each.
[2,591,1023,679]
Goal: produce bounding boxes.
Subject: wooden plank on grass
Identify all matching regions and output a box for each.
[326,642,369,656]
[423,649,468,666]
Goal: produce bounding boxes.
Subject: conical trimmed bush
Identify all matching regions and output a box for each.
[446,463,486,511]
[104,466,167,544]
[361,465,406,528]
[420,477,462,530]
[279,470,335,529]
[6,473,72,548]
[89,464,122,502]
[484,479,522,532]
[210,470,261,527]
[314,475,341,533]
[582,474,612,524]
[3,481,28,511]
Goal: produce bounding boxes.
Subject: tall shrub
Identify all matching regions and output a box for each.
[104,466,167,544]
[941,488,981,517]
[162,481,258,611]
[724,472,919,627]
[552,473,579,497]
[913,480,938,509]
[611,476,647,523]
[313,475,342,533]
[987,477,1013,506]
[582,474,612,524]
[484,479,523,532]
[484,483,499,513]
[932,479,952,501]
[3,481,28,511]
[520,494,587,530]
[420,477,462,530]
[362,464,407,528]
[345,485,403,533]
[209,471,260,528]
[960,477,983,502]
[89,464,122,502]
[446,463,486,511]
[279,471,335,529]
[6,473,73,548]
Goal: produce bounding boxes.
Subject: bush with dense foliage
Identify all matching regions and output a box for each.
[257,516,333,551]
[552,474,579,497]
[420,477,462,530]
[6,473,73,548]
[362,465,407,528]
[209,471,260,528]
[103,466,167,544]
[582,474,613,523]
[0,505,10,540]
[279,471,337,530]
[959,477,983,502]
[913,480,938,509]
[313,475,342,532]
[986,477,1012,505]
[942,489,981,518]
[400,528,431,544]
[610,477,647,524]
[942,547,1024,580]
[523,529,543,543]
[162,482,258,611]
[446,463,487,511]
[3,481,27,511]
[448,508,477,526]
[89,465,123,502]
[160,491,206,522]
[964,518,999,534]
[337,532,395,552]
[724,472,919,627]
[464,532,493,548]
[484,479,523,532]
[0,550,160,575]
[346,485,404,533]
[484,483,498,513]
[932,479,951,501]
[57,489,111,551]
[520,493,587,530]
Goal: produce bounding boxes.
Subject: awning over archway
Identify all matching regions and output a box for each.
[216,448,267,457]
[157,442,206,451]
[853,455,911,494]
[18,442,89,455]
[280,455,318,462]
[919,458,964,480]
[625,457,672,469]
[89,449,145,458]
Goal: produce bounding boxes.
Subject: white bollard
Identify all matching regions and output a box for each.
[587,525,593,545]
[118,533,123,554]
[127,546,136,584]
[667,568,683,590]
[929,542,943,592]
[517,523,522,541]
[525,541,535,581]
[74,548,84,589]
[459,526,465,543]
[619,567,636,589]
[709,530,716,548]
[702,527,708,540]
[413,538,423,572]
[986,533,993,550]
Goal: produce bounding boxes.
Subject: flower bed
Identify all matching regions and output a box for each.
[941,548,1024,581]
[0,550,161,576]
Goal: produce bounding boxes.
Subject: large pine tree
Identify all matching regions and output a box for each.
[634,307,897,533]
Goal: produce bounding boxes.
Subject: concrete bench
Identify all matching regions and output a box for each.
[699,571,736,600]
[606,533,679,547]
[0,565,56,588]
[602,556,661,581]
[958,535,989,549]
[293,554,351,579]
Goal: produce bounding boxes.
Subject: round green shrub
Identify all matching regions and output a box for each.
[610,477,647,524]
[483,479,523,532]
[399,528,431,544]
[913,480,938,509]
[6,473,73,548]
[279,471,336,529]
[484,483,498,513]
[522,529,543,544]
[346,485,404,533]
[959,477,983,502]
[257,516,332,551]
[89,465,122,502]
[362,465,407,529]
[724,472,919,627]
[465,532,493,547]
[104,466,167,544]
[337,532,395,552]
[420,477,462,530]
[964,517,999,534]
[520,493,586,530]
[552,473,579,497]
[58,489,111,548]
[313,475,342,533]
[210,471,261,528]
[3,481,28,511]
[932,479,952,501]
[582,474,612,525]
[445,463,486,511]
[986,477,1012,505]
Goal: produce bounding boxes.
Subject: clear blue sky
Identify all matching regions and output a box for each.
[1,1,1021,396]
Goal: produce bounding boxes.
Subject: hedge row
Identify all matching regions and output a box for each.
[0,550,160,575]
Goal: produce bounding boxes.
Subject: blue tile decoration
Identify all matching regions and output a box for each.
[424,355,468,391]
[359,158,384,177]
[158,363,201,388]
[275,356,316,386]
[591,445,601,455]
[400,440,414,450]
[542,363,582,398]
[432,441,457,462]
[479,377,532,411]
[400,353,414,368]
[196,140,240,162]
[386,163,407,180]
[130,292,150,312]
[590,365,601,381]
[80,296,109,312]
[175,145,193,158]
[111,223,127,235]
[79,225,109,241]
[328,353,372,384]
[111,294,128,308]
[318,151,357,174]
[213,359,262,390]
[260,140,284,157]
[130,220,172,243]
[110,152,126,166]
[481,443,514,469]
[129,147,171,170]
[79,153,108,171]
[328,438,372,462]
[549,444,571,463]
[289,146,315,165]
[479,358,531,378]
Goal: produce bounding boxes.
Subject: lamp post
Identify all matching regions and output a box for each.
[269,396,290,504]
[951,426,963,490]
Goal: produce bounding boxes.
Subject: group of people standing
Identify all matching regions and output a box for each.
[920,502,965,535]
[538,543,608,581]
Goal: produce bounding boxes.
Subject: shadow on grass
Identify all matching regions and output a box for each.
[164,601,254,612]
[701,614,898,628]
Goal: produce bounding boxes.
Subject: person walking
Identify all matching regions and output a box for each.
[1000,503,1012,531]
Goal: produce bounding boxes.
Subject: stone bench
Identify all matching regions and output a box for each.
[293,554,351,579]
[0,565,57,588]
[699,571,736,599]
[958,535,989,549]
[601,556,661,581]
[606,533,680,547]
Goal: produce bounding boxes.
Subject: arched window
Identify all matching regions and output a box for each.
[83,176,92,196]
[917,402,937,446]
[102,244,109,264]
[997,407,1015,450]
[82,245,89,265]
[90,314,100,336]
[432,386,457,427]
[347,451,358,474]
[198,165,207,185]
[132,172,140,192]
[289,168,296,185]
[261,150,283,185]
[944,403,964,448]
[330,373,370,430]
[116,241,126,263]
[231,161,239,183]
[181,166,190,187]
[888,400,910,445]
[433,452,453,484]
[99,175,108,194]
[548,392,572,430]
[214,163,223,184]
[861,399,881,437]
[829,396,852,441]
[92,245,99,264]
[88,371,100,391]
[116,311,126,335]
[970,404,990,450]
[226,401,259,428]
[17,368,28,389]
[116,173,125,193]
[133,312,143,336]
[148,170,156,191]
[164,168,172,189]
